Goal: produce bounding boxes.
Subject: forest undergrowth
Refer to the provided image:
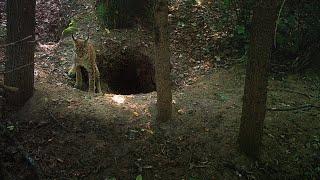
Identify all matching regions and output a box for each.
[0,0,319,179]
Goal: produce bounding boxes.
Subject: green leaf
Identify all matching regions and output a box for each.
[178,21,186,28]
[96,2,107,24]
[62,26,78,37]
[276,34,286,48]
[136,175,142,180]
[69,19,77,27]
[189,176,200,180]
[61,19,78,38]
[215,93,229,102]
[105,28,111,34]
[236,25,245,35]
[7,125,15,131]
[223,0,231,7]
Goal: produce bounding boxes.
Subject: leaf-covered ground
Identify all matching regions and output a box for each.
[1,0,320,179]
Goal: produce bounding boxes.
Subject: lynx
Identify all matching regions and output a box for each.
[71,35,102,93]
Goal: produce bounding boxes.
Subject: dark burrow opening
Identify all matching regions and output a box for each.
[97,48,156,95]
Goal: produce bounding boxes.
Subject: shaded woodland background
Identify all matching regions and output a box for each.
[0,0,319,179]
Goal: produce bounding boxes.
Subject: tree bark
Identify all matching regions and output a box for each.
[5,0,36,106]
[96,0,154,28]
[154,0,172,122]
[239,0,279,158]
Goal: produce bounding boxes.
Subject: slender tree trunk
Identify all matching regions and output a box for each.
[239,1,278,158]
[154,0,172,122]
[5,0,36,106]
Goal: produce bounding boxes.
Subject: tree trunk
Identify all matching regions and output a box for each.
[5,0,36,106]
[96,0,154,28]
[154,0,172,122]
[239,1,278,158]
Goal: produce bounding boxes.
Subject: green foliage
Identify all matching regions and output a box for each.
[61,19,78,38]
[235,25,245,35]
[221,0,320,69]
[222,0,231,8]
[95,0,131,28]
[276,0,320,54]
[304,135,320,178]
[96,2,107,25]
[215,92,229,102]
[7,125,15,131]
[217,0,253,55]
[136,174,142,180]
[0,26,5,39]
[95,0,155,29]
[234,24,248,42]
[104,177,116,180]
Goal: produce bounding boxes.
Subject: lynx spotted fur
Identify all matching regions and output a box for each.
[71,35,102,93]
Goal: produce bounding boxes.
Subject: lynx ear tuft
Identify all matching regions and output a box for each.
[72,34,76,41]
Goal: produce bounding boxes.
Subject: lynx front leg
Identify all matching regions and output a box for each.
[75,66,83,89]
[95,66,102,93]
[88,71,96,93]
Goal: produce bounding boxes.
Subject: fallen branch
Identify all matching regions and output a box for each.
[47,110,69,131]
[268,88,312,99]
[267,104,320,111]
[189,163,209,169]
[0,82,19,92]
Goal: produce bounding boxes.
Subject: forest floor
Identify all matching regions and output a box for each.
[1,0,320,179]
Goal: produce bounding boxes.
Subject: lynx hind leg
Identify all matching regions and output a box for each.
[75,66,83,89]
[95,66,102,93]
[88,70,96,93]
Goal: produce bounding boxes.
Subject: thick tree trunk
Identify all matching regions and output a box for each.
[96,0,154,28]
[154,0,172,122]
[5,0,36,106]
[239,1,278,158]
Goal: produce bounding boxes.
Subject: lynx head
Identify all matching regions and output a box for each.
[72,34,89,57]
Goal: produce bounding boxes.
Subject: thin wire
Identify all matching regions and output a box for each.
[0,35,33,48]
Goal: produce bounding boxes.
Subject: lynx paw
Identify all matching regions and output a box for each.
[68,66,76,78]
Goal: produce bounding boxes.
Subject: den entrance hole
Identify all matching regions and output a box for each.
[97,48,156,95]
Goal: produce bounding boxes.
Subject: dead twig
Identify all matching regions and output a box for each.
[0,81,19,92]
[268,88,312,99]
[47,110,69,131]
[1,62,34,74]
[189,163,209,169]
[267,104,320,111]
[0,35,33,48]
